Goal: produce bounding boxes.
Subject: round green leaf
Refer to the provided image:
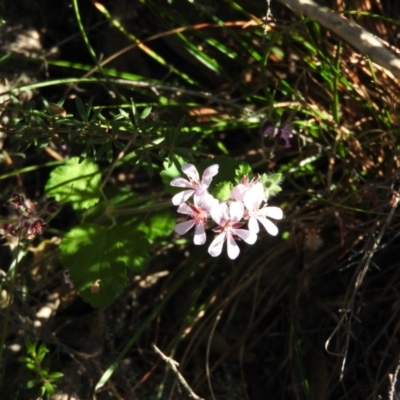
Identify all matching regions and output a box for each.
[45,157,101,210]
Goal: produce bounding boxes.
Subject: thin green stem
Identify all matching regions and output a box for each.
[71,0,126,102]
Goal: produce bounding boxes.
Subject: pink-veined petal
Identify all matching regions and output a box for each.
[181,164,199,181]
[201,164,219,186]
[170,177,192,188]
[210,202,228,225]
[260,206,283,220]
[175,220,195,236]
[248,216,260,234]
[194,223,206,245]
[172,189,195,206]
[193,187,209,205]
[229,201,244,221]
[177,203,193,215]
[257,216,279,236]
[226,233,240,260]
[234,229,257,244]
[208,232,226,257]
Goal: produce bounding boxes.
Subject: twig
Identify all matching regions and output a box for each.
[152,343,204,400]
[389,355,400,400]
[262,0,274,43]
[277,0,400,80]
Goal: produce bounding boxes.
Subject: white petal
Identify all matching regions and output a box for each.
[193,187,209,204]
[170,177,192,188]
[172,189,195,206]
[199,193,219,211]
[243,187,263,211]
[177,203,193,215]
[208,232,226,257]
[248,217,260,234]
[257,216,279,236]
[210,202,228,224]
[181,164,199,181]
[230,184,245,201]
[229,201,244,221]
[261,206,283,220]
[201,164,219,186]
[175,220,195,236]
[193,223,206,245]
[234,229,257,244]
[226,233,240,260]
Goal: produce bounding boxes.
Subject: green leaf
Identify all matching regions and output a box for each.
[39,369,49,378]
[75,97,87,122]
[264,184,282,199]
[160,155,186,192]
[146,152,154,177]
[49,372,64,381]
[131,99,137,120]
[25,363,36,371]
[266,173,283,184]
[27,378,40,389]
[141,106,152,119]
[37,344,49,362]
[235,163,253,183]
[45,157,101,210]
[43,381,55,395]
[18,356,32,364]
[201,156,241,185]
[137,211,175,243]
[174,131,197,145]
[211,181,233,202]
[261,173,283,199]
[24,338,35,354]
[60,223,150,307]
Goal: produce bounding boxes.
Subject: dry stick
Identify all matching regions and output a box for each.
[276,0,400,80]
[152,343,204,400]
[388,355,400,400]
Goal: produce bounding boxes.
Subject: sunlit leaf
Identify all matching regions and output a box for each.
[235,163,253,182]
[211,181,233,202]
[60,223,150,307]
[45,157,101,210]
[137,210,175,243]
[160,155,186,192]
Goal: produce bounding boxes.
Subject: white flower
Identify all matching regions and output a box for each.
[174,194,219,245]
[171,163,219,206]
[231,175,265,204]
[208,201,257,260]
[243,193,283,236]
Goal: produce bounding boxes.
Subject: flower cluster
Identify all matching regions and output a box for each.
[170,164,283,260]
[1,193,57,242]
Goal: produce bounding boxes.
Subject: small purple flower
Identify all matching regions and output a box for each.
[170,163,219,206]
[262,122,293,148]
